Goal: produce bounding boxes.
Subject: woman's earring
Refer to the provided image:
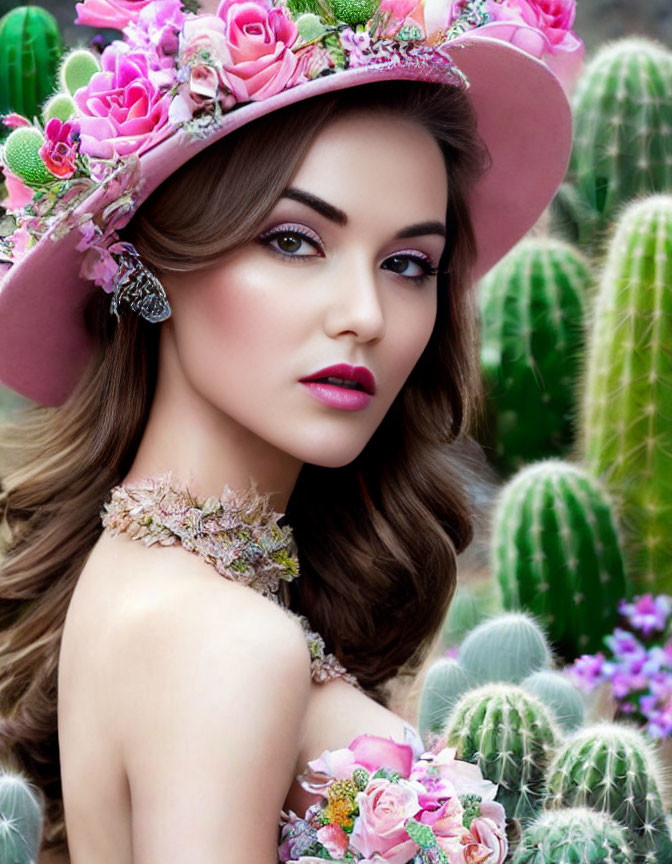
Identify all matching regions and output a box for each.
[110,242,172,324]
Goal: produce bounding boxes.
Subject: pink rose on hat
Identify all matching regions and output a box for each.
[216,0,300,101]
[350,778,420,864]
[486,0,576,50]
[75,0,156,29]
[74,45,173,159]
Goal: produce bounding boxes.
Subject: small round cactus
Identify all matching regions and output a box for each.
[520,670,585,731]
[418,657,470,740]
[544,723,672,863]
[581,195,672,592]
[2,126,53,188]
[458,612,552,685]
[0,770,44,864]
[444,683,562,823]
[59,49,100,98]
[479,238,591,473]
[492,460,629,659]
[512,808,632,864]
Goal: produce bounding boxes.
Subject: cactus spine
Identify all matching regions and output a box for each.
[520,670,585,732]
[544,723,672,864]
[444,683,561,823]
[0,7,63,127]
[457,612,551,685]
[492,461,628,659]
[556,38,672,250]
[418,658,470,740]
[0,771,44,864]
[512,808,632,864]
[479,238,591,472]
[582,195,672,591]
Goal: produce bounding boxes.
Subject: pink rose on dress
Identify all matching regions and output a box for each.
[316,824,350,858]
[216,0,299,101]
[349,734,415,778]
[75,0,156,29]
[39,118,79,180]
[466,816,508,864]
[419,796,464,839]
[350,778,420,864]
[74,45,173,159]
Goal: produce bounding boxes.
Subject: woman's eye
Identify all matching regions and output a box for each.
[259,226,322,258]
[382,254,437,281]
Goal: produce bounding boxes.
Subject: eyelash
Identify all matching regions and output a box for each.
[257,224,439,284]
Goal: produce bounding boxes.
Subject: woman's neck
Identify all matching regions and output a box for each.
[123,333,303,512]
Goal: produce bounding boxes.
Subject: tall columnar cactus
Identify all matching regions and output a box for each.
[544,723,672,864]
[492,460,629,659]
[582,195,672,592]
[457,612,551,685]
[479,238,591,473]
[0,7,63,128]
[418,657,470,740]
[512,808,632,864]
[0,771,44,864]
[444,683,561,823]
[552,38,672,251]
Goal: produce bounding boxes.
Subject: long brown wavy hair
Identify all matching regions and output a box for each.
[0,80,488,855]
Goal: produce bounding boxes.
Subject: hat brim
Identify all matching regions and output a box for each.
[0,35,571,406]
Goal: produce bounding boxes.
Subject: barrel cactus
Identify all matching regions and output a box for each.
[457,612,552,685]
[0,770,44,864]
[479,238,591,473]
[418,657,470,741]
[552,38,672,251]
[0,7,63,129]
[544,723,672,863]
[492,460,629,659]
[444,683,561,823]
[520,670,585,732]
[512,808,633,864]
[582,195,672,592]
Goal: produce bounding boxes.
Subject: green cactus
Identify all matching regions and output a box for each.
[0,770,44,864]
[441,580,501,649]
[479,238,592,473]
[444,683,562,823]
[59,49,101,98]
[418,657,470,740]
[581,195,672,592]
[520,670,585,732]
[2,126,53,188]
[512,808,633,864]
[552,38,672,251]
[544,723,672,864]
[0,6,63,127]
[458,612,551,685]
[492,460,629,660]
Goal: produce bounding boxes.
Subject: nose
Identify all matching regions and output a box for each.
[323,253,386,344]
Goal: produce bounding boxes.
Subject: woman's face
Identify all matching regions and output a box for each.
[164,111,448,468]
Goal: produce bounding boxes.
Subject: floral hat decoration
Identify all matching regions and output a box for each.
[0,0,582,406]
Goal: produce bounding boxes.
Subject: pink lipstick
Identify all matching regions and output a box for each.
[300,363,375,411]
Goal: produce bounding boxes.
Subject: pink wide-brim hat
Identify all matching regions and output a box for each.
[0,34,571,407]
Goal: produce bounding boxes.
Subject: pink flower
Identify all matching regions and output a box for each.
[75,0,157,29]
[351,778,420,864]
[289,42,334,83]
[124,0,186,65]
[467,816,508,864]
[422,0,467,37]
[316,824,349,858]
[487,0,575,48]
[2,113,31,129]
[73,45,173,159]
[39,118,79,180]
[217,0,299,101]
[419,796,464,839]
[340,27,373,67]
[416,748,498,802]
[2,170,34,209]
[349,735,415,778]
[379,0,419,21]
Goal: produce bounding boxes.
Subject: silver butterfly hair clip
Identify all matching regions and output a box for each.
[110,243,172,324]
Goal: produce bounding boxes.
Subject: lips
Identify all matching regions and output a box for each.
[300,363,376,395]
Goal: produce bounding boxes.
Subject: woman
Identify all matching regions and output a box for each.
[0,0,580,860]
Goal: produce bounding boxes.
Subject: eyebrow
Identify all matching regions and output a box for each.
[281,187,446,240]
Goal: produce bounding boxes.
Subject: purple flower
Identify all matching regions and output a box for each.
[124,0,186,67]
[570,652,606,690]
[340,27,373,67]
[619,594,671,637]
